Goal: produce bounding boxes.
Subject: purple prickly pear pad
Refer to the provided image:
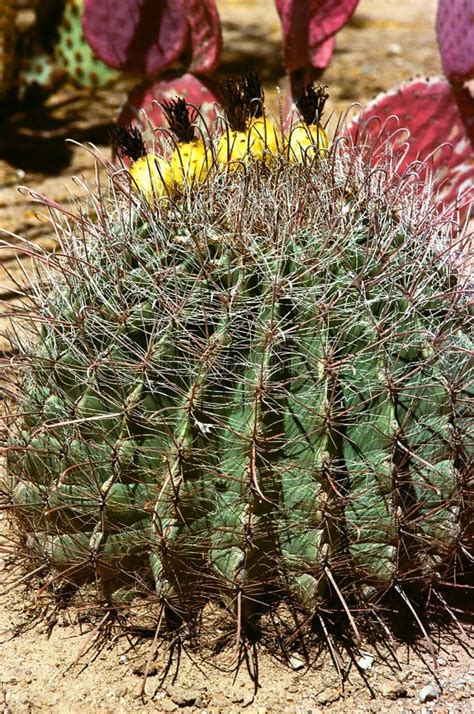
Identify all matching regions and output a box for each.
[347,77,474,213]
[436,0,474,84]
[82,0,187,75]
[186,0,222,74]
[275,0,359,72]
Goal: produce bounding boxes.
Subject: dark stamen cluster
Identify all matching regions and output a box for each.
[242,72,264,119]
[111,125,147,162]
[219,77,249,132]
[162,98,196,143]
[219,73,265,130]
[296,84,329,126]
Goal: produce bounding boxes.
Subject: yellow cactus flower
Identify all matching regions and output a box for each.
[249,116,281,158]
[287,122,328,163]
[216,127,264,167]
[244,75,280,158]
[162,98,211,188]
[217,73,279,168]
[170,140,211,188]
[112,125,173,204]
[129,153,173,204]
[286,84,330,164]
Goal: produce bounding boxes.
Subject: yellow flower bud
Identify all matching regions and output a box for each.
[129,154,174,204]
[286,123,329,164]
[170,141,211,187]
[216,128,264,168]
[249,117,281,158]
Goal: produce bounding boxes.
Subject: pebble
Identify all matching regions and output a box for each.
[387,43,402,56]
[381,682,408,700]
[0,676,17,686]
[419,683,441,703]
[357,653,375,671]
[132,662,158,677]
[316,686,341,705]
[118,655,127,665]
[289,654,306,671]
[168,687,198,707]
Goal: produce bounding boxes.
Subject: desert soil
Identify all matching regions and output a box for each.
[1,1,472,712]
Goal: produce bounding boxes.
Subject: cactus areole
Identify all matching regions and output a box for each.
[3,100,473,648]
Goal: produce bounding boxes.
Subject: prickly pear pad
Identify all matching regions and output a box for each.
[2,139,473,638]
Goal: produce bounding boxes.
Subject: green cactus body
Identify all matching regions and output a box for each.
[18,50,59,99]
[4,147,473,630]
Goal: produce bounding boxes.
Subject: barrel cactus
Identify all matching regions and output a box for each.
[2,92,473,646]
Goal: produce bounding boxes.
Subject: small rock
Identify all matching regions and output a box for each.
[387,43,401,56]
[437,657,447,666]
[419,683,441,703]
[168,687,197,707]
[316,687,340,705]
[119,655,127,665]
[132,662,158,677]
[289,654,306,671]
[357,653,375,671]
[381,682,407,700]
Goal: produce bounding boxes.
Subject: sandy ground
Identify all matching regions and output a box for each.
[1,1,472,712]
[0,546,473,713]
